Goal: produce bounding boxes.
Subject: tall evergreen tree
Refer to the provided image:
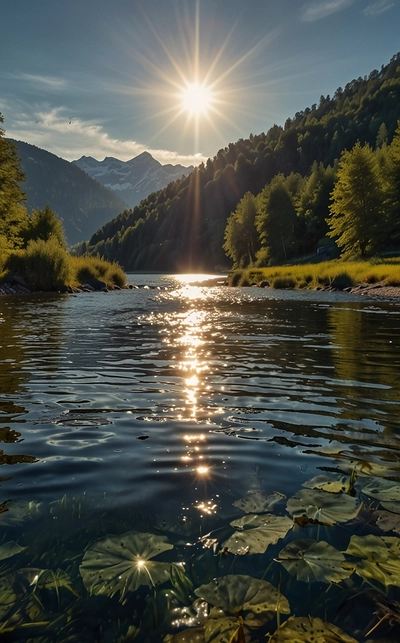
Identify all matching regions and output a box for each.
[256,175,297,264]
[327,142,384,256]
[0,113,28,250]
[223,192,258,267]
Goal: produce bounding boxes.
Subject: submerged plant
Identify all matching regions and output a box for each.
[267,615,358,643]
[344,534,400,588]
[276,538,351,584]
[286,488,360,525]
[79,530,174,599]
[222,513,292,555]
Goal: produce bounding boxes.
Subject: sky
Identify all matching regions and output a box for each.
[1,0,399,167]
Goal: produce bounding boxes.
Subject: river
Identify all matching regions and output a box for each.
[1,274,400,642]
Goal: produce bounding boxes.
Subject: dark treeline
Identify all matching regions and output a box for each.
[76,53,400,271]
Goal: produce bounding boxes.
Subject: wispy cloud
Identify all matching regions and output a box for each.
[363,0,395,17]
[302,0,355,22]
[3,103,206,166]
[8,73,68,90]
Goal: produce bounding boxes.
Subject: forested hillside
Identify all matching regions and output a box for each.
[12,141,128,246]
[78,53,400,271]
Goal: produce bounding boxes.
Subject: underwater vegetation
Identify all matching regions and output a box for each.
[2,468,400,641]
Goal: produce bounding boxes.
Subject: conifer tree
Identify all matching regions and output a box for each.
[0,113,28,249]
[327,142,384,256]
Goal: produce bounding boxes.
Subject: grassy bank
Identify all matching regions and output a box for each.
[1,238,126,292]
[228,258,400,289]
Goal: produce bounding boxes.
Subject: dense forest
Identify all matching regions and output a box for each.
[74,53,400,270]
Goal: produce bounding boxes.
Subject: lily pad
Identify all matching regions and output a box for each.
[268,615,358,642]
[361,478,400,512]
[303,474,351,494]
[205,614,248,643]
[233,490,284,514]
[0,541,27,561]
[344,534,400,588]
[276,538,351,583]
[222,514,292,555]
[286,488,360,525]
[194,574,290,627]
[80,530,174,599]
[375,510,400,534]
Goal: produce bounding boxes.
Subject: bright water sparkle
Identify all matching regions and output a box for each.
[1,274,400,641]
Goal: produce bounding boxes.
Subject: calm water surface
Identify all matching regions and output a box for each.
[1,274,400,641]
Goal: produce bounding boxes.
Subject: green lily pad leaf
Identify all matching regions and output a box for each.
[344,534,400,588]
[194,574,290,627]
[233,490,284,514]
[268,615,358,642]
[0,541,27,561]
[223,514,292,555]
[80,530,173,599]
[286,488,360,525]
[303,474,350,494]
[361,478,400,512]
[276,538,351,583]
[375,510,400,534]
[205,615,247,643]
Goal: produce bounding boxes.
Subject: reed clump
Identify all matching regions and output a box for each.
[228,259,400,290]
[3,240,126,292]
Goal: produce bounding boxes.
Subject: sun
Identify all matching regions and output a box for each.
[181,82,214,116]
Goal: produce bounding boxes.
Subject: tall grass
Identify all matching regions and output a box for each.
[69,255,126,288]
[6,237,71,291]
[228,259,400,289]
[3,239,126,291]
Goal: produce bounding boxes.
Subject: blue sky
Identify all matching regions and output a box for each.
[1,0,399,166]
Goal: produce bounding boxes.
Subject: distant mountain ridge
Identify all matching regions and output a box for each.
[12,140,129,247]
[73,152,194,208]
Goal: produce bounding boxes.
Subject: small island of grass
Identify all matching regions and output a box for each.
[228,258,400,293]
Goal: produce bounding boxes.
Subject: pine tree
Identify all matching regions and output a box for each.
[327,142,384,256]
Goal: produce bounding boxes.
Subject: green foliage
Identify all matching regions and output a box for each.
[327,142,384,256]
[256,175,297,264]
[6,237,71,291]
[223,192,259,267]
[24,204,66,248]
[69,255,126,289]
[0,113,29,249]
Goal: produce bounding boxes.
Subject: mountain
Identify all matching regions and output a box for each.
[75,53,400,272]
[12,140,128,246]
[73,152,194,208]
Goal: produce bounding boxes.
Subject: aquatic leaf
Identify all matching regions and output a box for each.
[268,615,358,642]
[170,564,194,604]
[0,573,18,620]
[375,509,400,534]
[361,478,400,512]
[233,490,284,514]
[222,514,292,555]
[302,474,352,494]
[194,574,290,627]
[205,614,248,643]
[80,530,173,599]
[286,488,360,525]
[344,534,400,588]
[276,538,351,583]
[0,541,26,561]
